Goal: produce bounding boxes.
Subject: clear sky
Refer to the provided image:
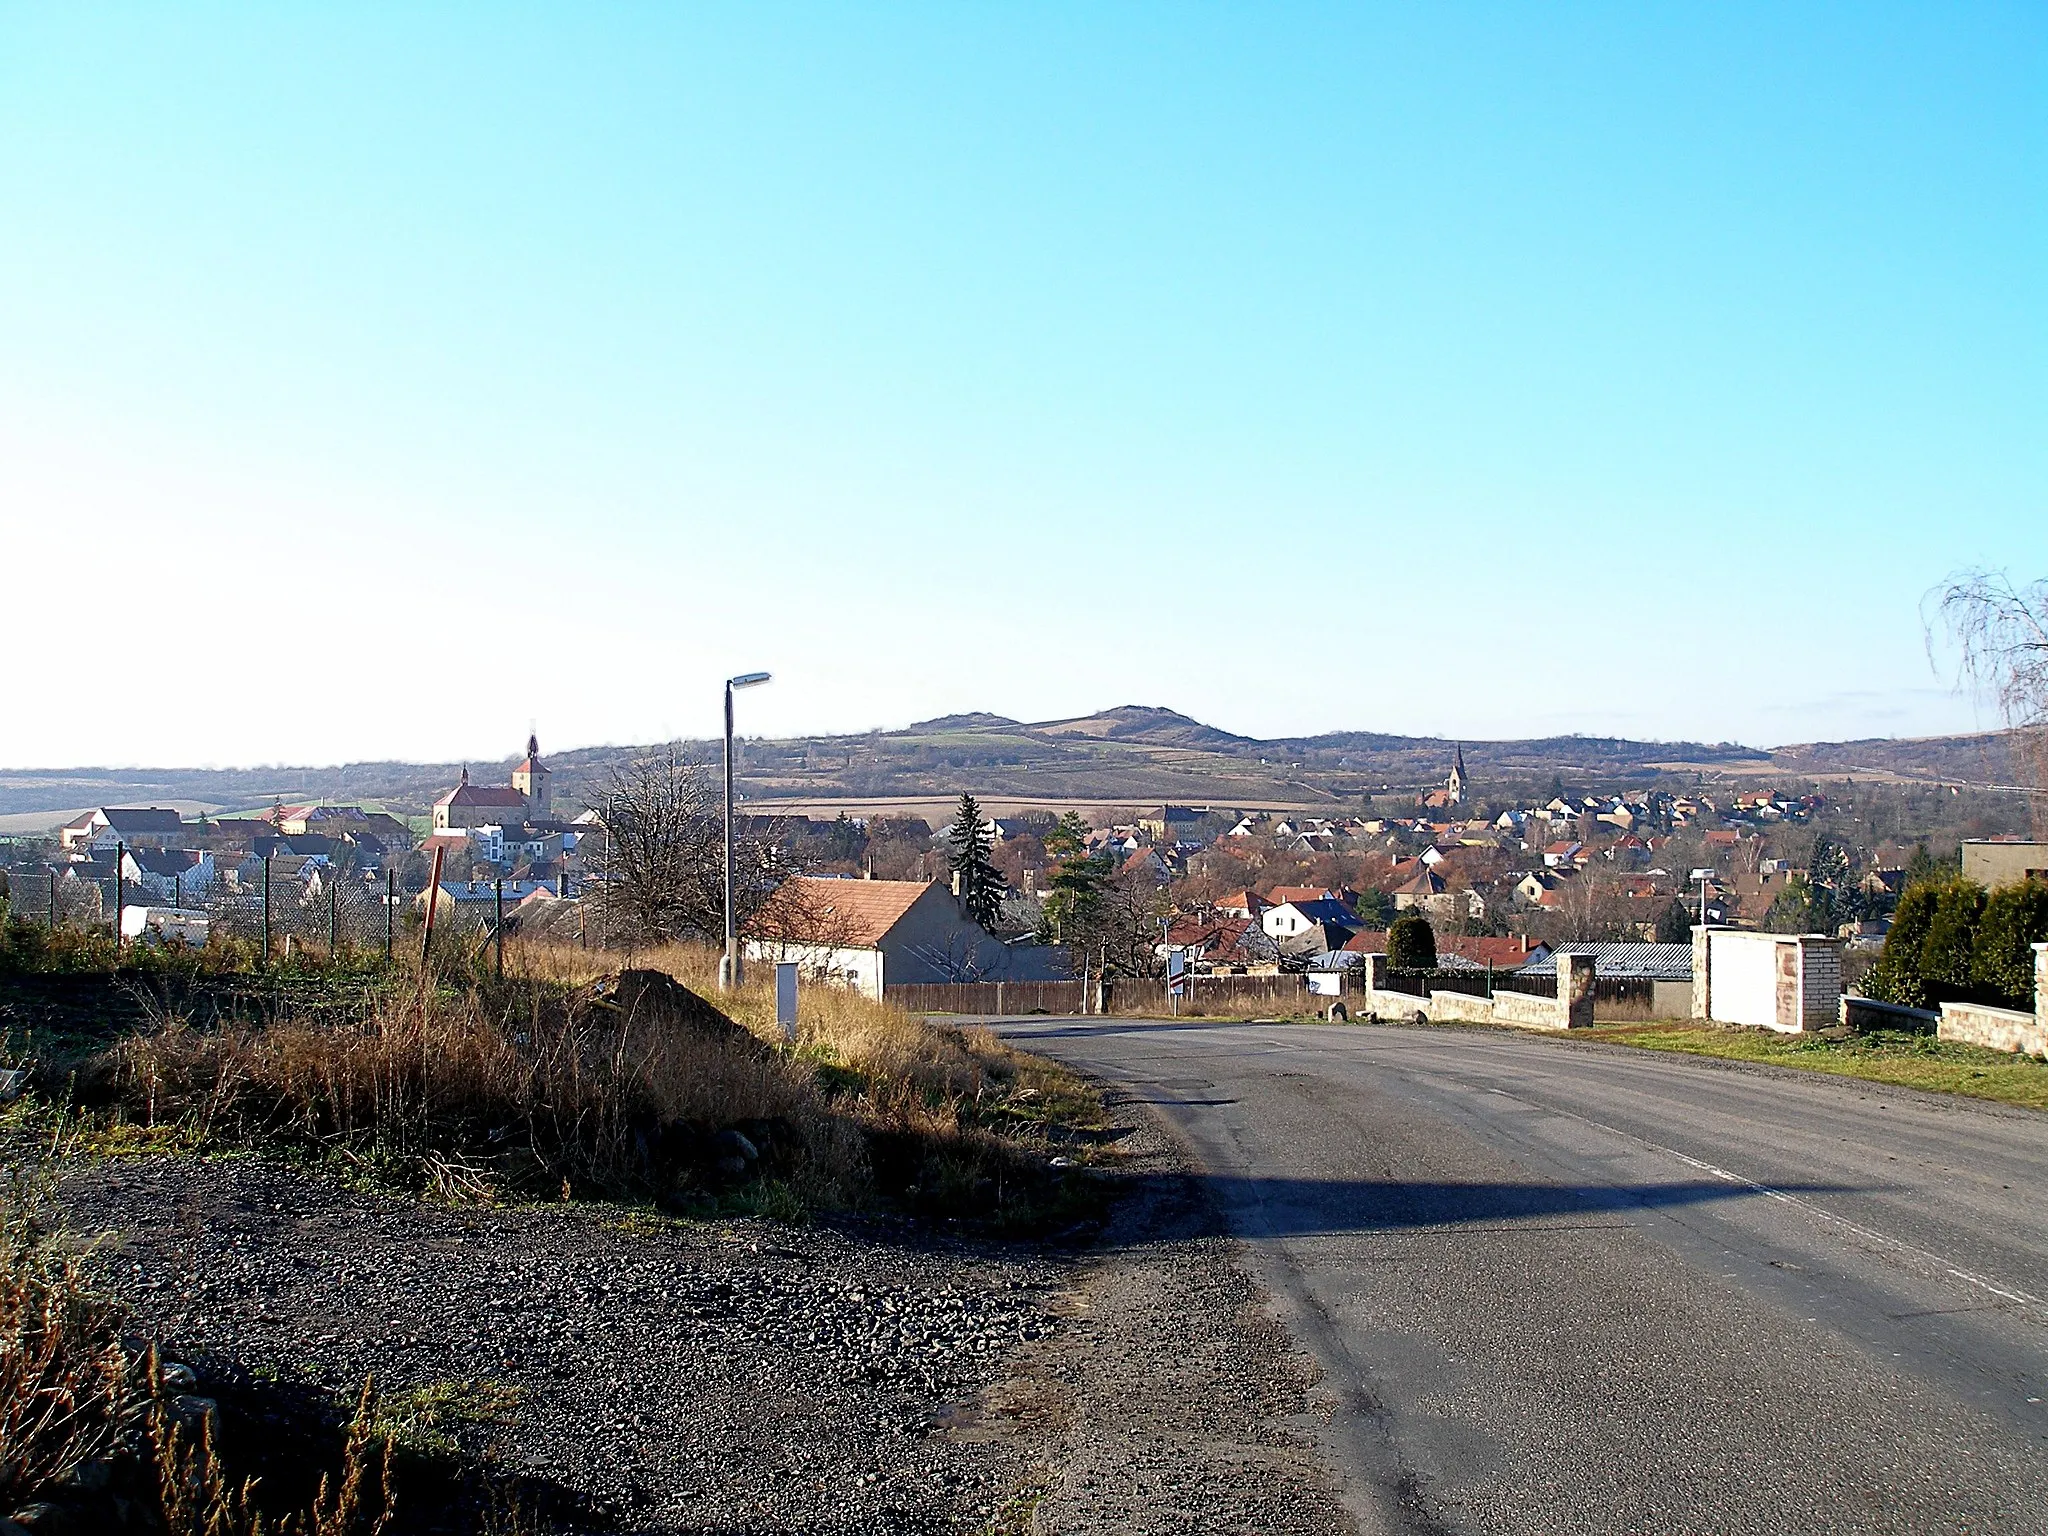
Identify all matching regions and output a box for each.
[1,4,2041,768]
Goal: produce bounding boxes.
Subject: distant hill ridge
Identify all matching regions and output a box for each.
[0,707,2023,825]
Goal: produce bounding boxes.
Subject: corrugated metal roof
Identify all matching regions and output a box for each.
[1520,942,1692,980]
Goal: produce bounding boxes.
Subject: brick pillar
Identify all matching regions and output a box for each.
[1560,952,1597,1029]
[1692,925,1712,1020]
[1795,936,1843,1032]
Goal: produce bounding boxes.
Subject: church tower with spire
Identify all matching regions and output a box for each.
[1446,745,1467,807]
[511,732,551,816]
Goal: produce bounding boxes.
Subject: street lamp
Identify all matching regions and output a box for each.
[1690,867,1716,929]
[721,671,773,990]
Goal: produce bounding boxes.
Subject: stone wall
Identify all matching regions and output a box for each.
[1353,952,1593,1031]
[1938,1000,2048,1059]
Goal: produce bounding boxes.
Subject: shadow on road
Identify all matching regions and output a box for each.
[1095,1172,1863,1242]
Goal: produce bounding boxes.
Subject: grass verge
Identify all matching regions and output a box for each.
[1567,1022,2048,1110]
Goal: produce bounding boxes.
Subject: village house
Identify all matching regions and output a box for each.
[1262,897,1360,941]
[120,848,214,904]
[746,875,1064,999]
[1160,915,1280,974]
[60,807,186,854]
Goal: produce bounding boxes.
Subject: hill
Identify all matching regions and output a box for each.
[0,710,2029,832]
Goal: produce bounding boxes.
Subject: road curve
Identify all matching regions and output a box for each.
[990,1016,2048,1536]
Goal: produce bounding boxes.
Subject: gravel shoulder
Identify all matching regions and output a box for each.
[29,1089,1356,1535]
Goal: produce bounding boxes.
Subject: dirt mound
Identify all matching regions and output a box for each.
[587,968,763,1052]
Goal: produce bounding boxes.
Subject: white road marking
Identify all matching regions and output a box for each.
[1502,1088,2048,1314]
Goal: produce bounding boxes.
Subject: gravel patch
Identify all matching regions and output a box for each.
[48,1154,1071,1533]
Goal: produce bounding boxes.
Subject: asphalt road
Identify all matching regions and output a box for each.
[990,1016,2048,1536]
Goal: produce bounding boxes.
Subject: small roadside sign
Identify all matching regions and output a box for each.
[775,962,799,1043]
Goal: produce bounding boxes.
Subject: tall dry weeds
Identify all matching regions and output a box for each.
[83,940,1099,1223]
[0,1182,142,1508]
[0,1183,396,1535]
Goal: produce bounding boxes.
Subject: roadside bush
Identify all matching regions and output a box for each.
[1865,875,2046,1011]
[1387,914,1437,969]
[1865,881,1941,1007]
[1970,878,2048,1009]
[1919,877,1987,998]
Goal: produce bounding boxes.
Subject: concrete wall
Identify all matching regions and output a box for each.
[1651,980,1692,1018]
[1694,928,1842,1034]
[1961,841,2048,888]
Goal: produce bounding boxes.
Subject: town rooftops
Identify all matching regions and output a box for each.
[1436,934,1550,971]
[1267,885,1352,909]
[1520,942,1693,981]
[1275,897,1359,925]
[127,848,207,877]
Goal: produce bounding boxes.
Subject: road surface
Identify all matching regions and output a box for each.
[991,1016,2048,1535]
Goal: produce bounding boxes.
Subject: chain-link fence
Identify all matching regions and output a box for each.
[3,864,404,960]
[2,872,106,929]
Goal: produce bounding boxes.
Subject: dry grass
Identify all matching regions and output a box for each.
[61,941,1103,1227]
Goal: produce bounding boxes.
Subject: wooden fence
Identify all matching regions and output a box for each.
[886,973,1319,1017]
[884,981,1087,1015]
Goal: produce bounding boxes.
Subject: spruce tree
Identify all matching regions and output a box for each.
[947,793,1005,930]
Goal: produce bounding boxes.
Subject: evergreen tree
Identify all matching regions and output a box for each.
[1387,913,1437,969]
[1355,887,1396,927]
[946,793,1005,930]
[1037,812,1110,944]
[1866,881,1940,1006]
[1971,878,2048,1009]
[1903,842,1951,890]
[1654,899,1693,944]
[1919,876,1987,998]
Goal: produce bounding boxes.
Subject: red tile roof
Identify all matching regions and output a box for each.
[750,876,936,947]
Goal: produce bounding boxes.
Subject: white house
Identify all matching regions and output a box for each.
[745,876,1064,999]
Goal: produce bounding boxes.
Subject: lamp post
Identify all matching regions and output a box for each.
[721,671,773,991]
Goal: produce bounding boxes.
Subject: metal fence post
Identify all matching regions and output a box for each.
[494,878,504,979]
[114,842,125,949]
[420,843,445,968]
[262,855,272,966]
[327,874,338,958]
[47,873,55,931]
[384,869,395,962]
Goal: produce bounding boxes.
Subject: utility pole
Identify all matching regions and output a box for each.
[721,671,772,990]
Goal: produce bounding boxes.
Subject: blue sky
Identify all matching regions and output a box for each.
[1,4,2041,767]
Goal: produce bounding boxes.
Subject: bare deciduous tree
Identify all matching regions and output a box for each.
[1930,569,2048,835]
[592,745,793,946]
